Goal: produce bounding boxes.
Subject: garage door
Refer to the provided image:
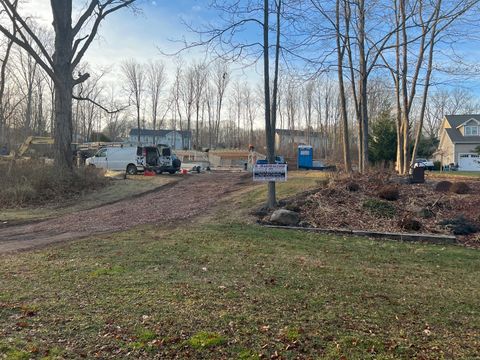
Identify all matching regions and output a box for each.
[458,153,480,171]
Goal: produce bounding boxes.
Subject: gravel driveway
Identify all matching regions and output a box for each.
[0,171,249,253]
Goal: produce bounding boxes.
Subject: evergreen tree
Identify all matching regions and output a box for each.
[368,111,397,165]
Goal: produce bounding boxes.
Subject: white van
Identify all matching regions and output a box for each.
[85,146,158,174]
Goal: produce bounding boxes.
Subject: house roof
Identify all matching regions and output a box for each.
[276,129,322,137]
[445,115,480,128]
[443,115,480,144]
[129,128,191,137]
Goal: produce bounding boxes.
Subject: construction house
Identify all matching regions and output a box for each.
[275,129,324,154]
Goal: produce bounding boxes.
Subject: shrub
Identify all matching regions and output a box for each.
[346,182,360,192]
[439,216,479,235]
[377,185,400,201]
[435,181,452,192]
[363,199,396,218]
[398,217,422,231]
[433,161,441,171]
[450,182,470,194]
[0,160,108,208]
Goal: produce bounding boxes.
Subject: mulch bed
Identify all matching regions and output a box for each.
[262,172,480,248]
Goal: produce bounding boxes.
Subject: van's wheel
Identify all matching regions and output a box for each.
[168,170,175,174]
[126,164,137,175]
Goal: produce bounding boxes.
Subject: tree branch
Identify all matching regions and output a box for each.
[73,94,128,114]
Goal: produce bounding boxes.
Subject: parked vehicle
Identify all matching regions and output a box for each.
[86,146,158,174]
[256,156,286,165]
[414,158,435,170]
[155,144,181,174]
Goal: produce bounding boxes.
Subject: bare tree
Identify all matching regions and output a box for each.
[171,63,184,149]
[212,60,230,148]
[192,63,207,149]
[335,0,351,172]
[231,79,243,148]
[0,31,15,144]
[284,75,299,130]
[244,84,258,146]
[103,85,128,141]
[177,0,284,207]
[122,59,145,143]
[385,0,479,174]
[147,60,166,144]
[14,46,38,136]
[0,0,137,168]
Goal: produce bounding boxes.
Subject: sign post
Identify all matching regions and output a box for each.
[253,163,287,182]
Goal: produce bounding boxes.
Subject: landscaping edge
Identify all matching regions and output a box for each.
[262,224,457,245]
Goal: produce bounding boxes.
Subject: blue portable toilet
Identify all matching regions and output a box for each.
[297,145,313,169]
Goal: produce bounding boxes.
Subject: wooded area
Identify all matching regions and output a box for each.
[0,0,479,175]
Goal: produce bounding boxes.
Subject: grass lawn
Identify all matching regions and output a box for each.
[239,170,329,209]
[1,173,479,359]
[428,171,480,179]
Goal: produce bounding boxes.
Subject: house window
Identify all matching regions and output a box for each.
[465,125,478,136]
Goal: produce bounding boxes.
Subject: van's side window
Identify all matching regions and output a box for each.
[97,148,107,157]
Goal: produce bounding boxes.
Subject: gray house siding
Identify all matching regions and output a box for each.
[129,129,192,149]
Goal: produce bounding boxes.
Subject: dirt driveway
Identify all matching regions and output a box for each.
[0,172,250,253]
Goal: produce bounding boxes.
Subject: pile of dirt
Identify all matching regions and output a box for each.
[261,172,480,248]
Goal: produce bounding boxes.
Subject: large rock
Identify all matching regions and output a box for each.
[270,209,300,226]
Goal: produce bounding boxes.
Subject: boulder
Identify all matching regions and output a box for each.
[270,209,300,226]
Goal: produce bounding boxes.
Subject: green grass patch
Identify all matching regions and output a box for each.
[238,348,261,359]
[136,328,157,342]
[283,326,301,342]
[90,265,125,277]
[187,331,226,349]
[363,198,396,218]
[237,171,328,208]
[429,170,480,179]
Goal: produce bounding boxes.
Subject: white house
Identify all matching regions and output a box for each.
[128,129,192,149]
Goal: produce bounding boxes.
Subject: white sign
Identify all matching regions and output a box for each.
[253,164,287,182]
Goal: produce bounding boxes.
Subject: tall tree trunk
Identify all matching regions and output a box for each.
[52,0,74,169]
[136,103,141,143]
[195,101,200,149]
[399,0,409,175]
[392,0,403,173]
[263,0,277,209]
[336,0,351,173]
[357,0,368,172]
[411,1,441,166]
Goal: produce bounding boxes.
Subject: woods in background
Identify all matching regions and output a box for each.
[1,0,480,172]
